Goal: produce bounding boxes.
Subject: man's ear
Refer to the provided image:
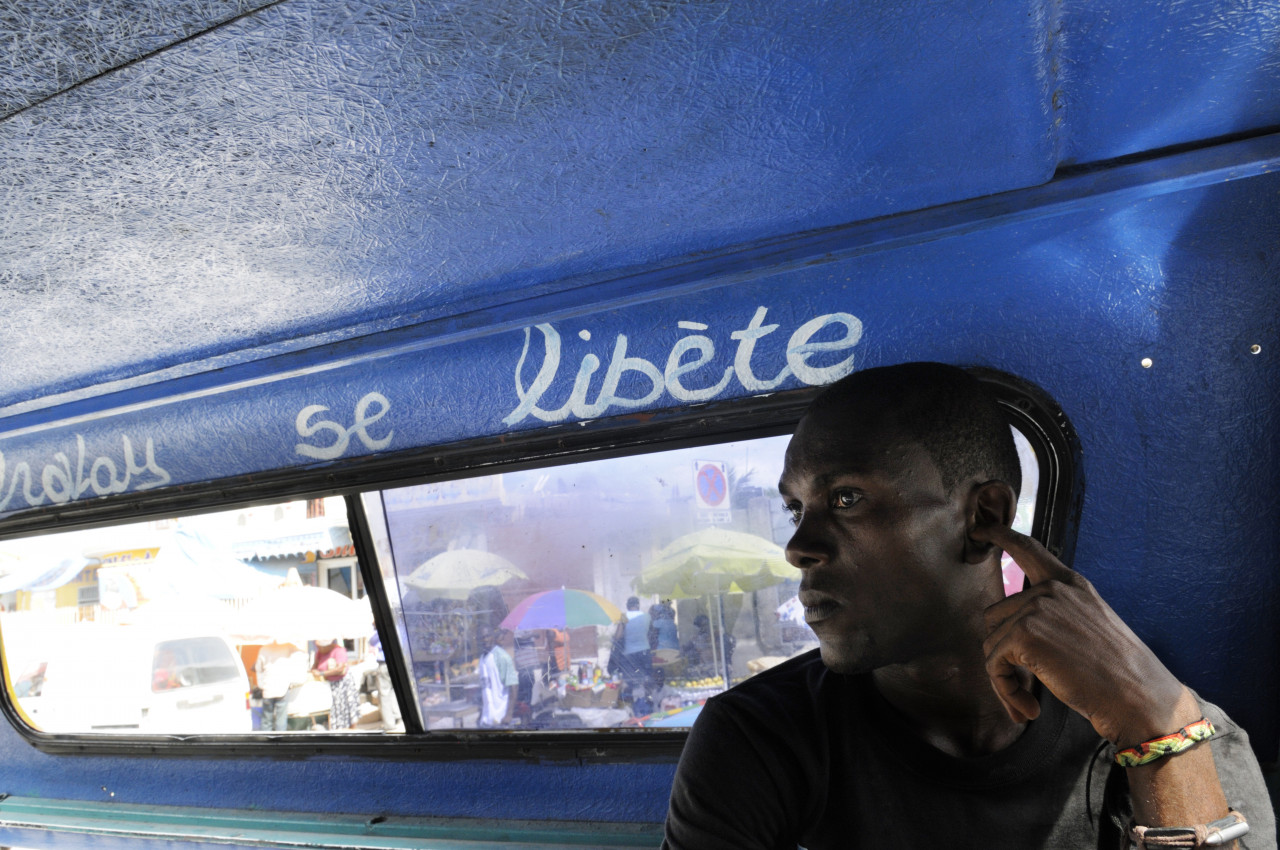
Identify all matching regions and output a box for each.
[963,480,1017,565]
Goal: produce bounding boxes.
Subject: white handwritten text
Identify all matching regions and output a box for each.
[295,392,394,460]
[0,434,172,511]
[504,306,863,425]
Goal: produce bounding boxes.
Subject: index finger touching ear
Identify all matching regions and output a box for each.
[970,522,1074,586]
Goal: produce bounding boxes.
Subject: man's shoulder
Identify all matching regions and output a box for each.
[734,647,829,684]
[707,649,855,722]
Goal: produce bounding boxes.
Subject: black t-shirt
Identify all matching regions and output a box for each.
[663,650,1275,850]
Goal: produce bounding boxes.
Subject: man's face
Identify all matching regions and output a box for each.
[778,410,973,674]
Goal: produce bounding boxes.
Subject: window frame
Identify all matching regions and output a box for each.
[0,371,1081,758]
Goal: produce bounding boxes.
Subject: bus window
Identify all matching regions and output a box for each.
[1004,427,1040,596]
[359,423,1045,731]
[0,497,403,736]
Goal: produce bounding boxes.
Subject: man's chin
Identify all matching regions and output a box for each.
[816,638,875,675]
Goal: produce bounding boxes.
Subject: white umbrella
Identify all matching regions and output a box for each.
[119,596,238,631]
[403,549,527,598]
[229,585,371,644]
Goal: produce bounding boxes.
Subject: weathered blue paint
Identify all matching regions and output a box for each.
[0,0,1277,844]
[3,134,1275,518]
[0,150,1274,834]
[0,1,280,117]
[1059,1,1280,165]
[1,0,1061,411]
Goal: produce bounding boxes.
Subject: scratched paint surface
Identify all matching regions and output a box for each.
[3,0,1277,412]
[0,0,1047,409]
[1059,1,1280,164]
[0,1,276,117]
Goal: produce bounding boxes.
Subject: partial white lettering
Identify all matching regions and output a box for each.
[504,324,567,425]
[731,307,791,391]
[666,332,734,402]
[785,313,863,385]
[295,392,395,460]
[0,434,171,512]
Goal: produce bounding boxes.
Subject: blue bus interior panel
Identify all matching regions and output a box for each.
[6,0,1277,412]
[0,0,1276,844]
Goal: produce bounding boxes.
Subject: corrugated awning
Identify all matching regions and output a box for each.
[233,523,352,561]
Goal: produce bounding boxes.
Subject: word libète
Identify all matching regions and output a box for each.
[0,434,171,511]
[504,306,863,425]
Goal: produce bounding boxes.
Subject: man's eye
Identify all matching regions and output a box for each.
[783,502,802,526]
[833,490,860,509]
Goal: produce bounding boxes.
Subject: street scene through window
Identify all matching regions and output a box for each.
[0,496,401,735]
[362,428,1039,731]
[0,428,1036,737]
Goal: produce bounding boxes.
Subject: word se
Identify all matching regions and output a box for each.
[295,392,394,460]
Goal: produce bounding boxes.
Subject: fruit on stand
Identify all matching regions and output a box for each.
[668,676,725,689]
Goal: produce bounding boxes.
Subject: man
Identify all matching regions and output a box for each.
[368,628,403,733]
[478,627,519,728]
[615,596,653,685]
[663,363,1273,849]
[254,640,307,732]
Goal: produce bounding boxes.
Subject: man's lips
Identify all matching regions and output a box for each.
[799,592,840,625]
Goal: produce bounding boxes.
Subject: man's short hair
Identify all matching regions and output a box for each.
[627,596,640,610]
[806,362,1022,496]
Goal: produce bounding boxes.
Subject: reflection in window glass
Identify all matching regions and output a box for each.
[0,497,402,735]
[1003,427,1041,597]
[370,435,795,731]
[369,426,1043,731]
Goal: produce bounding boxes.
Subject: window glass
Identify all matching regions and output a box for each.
[363,426,1043,731]
[0,497,403,735]
[152,637,241,691]
[1003,427,1040,596]
[0,425,1042,738]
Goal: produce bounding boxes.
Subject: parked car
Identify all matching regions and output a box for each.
[16,626,251,735]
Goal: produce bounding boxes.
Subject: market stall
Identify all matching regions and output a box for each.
[634,528,796,688]
[500,588,627,728]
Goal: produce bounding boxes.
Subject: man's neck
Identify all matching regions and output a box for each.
[871,651,1031,758]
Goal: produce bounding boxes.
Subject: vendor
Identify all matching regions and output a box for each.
[614,597,652,685]
[478,628,518,728]
[649,601,679,653]
[312,638,358,731]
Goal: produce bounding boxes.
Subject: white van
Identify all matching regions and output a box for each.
[15,626,251,735]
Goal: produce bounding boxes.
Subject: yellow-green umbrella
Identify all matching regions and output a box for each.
[634,528,796,690]
[634,528,796,597]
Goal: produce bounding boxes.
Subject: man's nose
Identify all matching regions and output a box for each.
[785,515,829,570]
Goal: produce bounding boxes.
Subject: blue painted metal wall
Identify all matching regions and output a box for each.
[0,0,1276,841]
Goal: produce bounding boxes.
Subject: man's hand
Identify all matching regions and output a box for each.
[973,522,1187,747]
[973,522,1233,834]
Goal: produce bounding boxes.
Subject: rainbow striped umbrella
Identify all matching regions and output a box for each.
[499,588,623,631]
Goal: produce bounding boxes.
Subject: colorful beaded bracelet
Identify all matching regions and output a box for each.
[1115,717,1216,768]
